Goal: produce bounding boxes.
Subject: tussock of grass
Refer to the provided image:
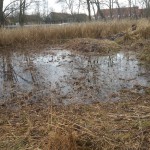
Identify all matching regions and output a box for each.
[130,39,150,63]
[137,38,150,63]
[64,38,120,54]
[0,87,150,150]
[140,47,150,62]
[116,19,150,44]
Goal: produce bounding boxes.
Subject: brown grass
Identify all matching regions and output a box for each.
[0,87,150,150]
[0,19,150,51]
[64,38,120,54]
[0,19,150,150]
[1,19,149,47]
[139,40,150,63]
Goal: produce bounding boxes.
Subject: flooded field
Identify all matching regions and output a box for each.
[0,49,150,104]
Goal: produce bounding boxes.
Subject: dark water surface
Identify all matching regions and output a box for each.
[0,49,150,104]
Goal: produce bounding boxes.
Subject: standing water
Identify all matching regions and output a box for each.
[0,49,149,104]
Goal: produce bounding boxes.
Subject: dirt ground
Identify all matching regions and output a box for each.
[0,85,150,150]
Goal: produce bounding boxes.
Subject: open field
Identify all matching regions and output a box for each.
[0,19,150,149]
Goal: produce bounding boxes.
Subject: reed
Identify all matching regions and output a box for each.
[1,19,149,47]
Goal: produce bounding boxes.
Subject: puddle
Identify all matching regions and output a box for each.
[0,49,150,104]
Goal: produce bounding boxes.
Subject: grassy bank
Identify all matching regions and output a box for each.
[0,19,150,60]
[0,87,150,150]
[64,38,120,54]
[0,19,150,59]
[0,19,149,47]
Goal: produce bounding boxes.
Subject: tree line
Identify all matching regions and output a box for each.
[57,0,150,21]
[0,0,150,27]
[0,0,36,27]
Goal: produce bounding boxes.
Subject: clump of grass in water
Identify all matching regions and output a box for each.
[64,38,120,54]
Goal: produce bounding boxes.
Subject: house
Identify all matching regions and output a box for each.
[97,6,143,19]
[45,12,88,24]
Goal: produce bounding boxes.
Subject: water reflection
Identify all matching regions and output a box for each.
[0,50,149,104]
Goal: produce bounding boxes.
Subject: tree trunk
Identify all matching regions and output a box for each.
[145,0,150,18]
[115,0,121,19]
[0,0,4,27]
[87,0,91,21]
[19,0,26,26]
[91,2,97,20]
[96,0,106,20]
[109,0,113,19]
[128,0,132,19]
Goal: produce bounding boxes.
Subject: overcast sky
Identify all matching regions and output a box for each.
[4,0,61,11]
[4,0,142,15]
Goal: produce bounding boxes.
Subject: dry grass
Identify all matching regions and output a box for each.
[129,39,150,63]
[0,19,150,150]
[64,38,120,54]
[138,40,150,63]
[0,19,148,47]
[0,19,149,49]
[0,87,150,150]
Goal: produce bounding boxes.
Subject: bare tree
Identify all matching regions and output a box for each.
[19,0,25,26]
[128,0,132,18]
[34,0,41,23]
[57,0,75,15]
[0,0,21,27]
[114,0,121,19]
[87,0,92,20]
[90,0,106,20]
[140,0,150,17]
[109,0,114,19]
[77,0,82,14]
[95,0,106,20]
[90,0,97,20]
[43,0,49,17]
[101,0,114,19]
[0,0,4,27]
[19,0,35,26]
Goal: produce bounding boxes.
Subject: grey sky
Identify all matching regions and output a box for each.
[3,0,142,15]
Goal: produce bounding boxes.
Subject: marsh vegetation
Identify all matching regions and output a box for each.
[0,19,150,150]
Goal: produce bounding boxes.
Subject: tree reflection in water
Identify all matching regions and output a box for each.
[0,50,149,105]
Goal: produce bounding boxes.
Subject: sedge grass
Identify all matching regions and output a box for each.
[0,19,149,47]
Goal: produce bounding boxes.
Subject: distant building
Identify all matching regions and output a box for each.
[97,6,143,19]
[25,14,43,24]
[45,12,88,24]
[7,14,43,25]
